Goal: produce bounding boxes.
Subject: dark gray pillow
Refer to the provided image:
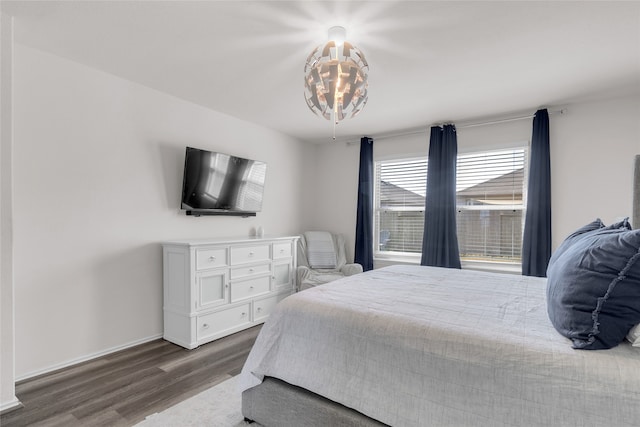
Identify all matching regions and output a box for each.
[547,218,633,274]
[546,218,604,271]
[546,221,640,349]
[604,217,633,231]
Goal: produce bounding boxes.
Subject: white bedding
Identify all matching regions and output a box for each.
[239,265,640,426]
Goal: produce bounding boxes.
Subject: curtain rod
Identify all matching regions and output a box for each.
[345,108,566,145]
[453,108,566,129]
[345,128,423,145]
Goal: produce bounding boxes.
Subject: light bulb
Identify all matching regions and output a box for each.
[328,26,346,47]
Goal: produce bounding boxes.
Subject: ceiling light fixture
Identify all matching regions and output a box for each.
[304,26,369,140]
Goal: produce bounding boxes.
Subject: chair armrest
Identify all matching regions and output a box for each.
[297,266,312,289]
[340,263,363,276]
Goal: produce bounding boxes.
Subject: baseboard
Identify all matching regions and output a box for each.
[0,397,22,414]
[15,333,163,382]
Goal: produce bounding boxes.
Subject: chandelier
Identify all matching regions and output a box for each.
[304,26,369,139]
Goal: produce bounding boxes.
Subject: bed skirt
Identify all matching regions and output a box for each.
[242,377,388,427]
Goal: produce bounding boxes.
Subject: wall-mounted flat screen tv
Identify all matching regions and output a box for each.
[181,147,266,217]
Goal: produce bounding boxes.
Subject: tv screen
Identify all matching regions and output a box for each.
[181,147,266,216]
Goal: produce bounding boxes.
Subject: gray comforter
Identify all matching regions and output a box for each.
[239,265,640,426]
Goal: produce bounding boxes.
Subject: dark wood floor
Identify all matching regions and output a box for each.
[0,325,261,427]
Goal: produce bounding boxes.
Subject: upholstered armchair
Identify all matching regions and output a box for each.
[297,231,363,291]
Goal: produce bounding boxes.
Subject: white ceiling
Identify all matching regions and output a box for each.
[3,1,640,143]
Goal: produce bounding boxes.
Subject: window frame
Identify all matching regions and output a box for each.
[373,144,529,271]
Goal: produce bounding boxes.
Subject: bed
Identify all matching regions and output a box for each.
[239,262,640,426]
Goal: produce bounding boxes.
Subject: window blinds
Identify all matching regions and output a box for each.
[456,149,527,262]
[375,148,527,262]
[375,159,427,253]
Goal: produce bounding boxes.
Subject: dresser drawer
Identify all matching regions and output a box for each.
[230,263,270,280]
[253,293,289,323]
[197,303,251,341]
[230,244,270,265]
[273,242,292,259]
[231,276,270,302]
[195,248,228,270]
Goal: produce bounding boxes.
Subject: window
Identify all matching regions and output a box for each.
[375,158,427,255]
[374,147,527,264]
[456,149,527,262]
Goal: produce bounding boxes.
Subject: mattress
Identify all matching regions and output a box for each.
[239,265,640,426]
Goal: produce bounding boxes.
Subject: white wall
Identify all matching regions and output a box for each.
[12,44,310,379]
[307,94,640,264]
[0,11,19,412]
[300,140,361,262]
[551,96,640,239]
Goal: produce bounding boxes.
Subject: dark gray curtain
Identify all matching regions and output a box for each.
[522,109,551,277]
[355,137,374,271]
[421,125,461,268]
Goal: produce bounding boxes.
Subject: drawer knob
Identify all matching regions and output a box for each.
[241,312,247,317]
[202,323,209,329]
[280,249,285,253]
[249,286,254,290]
[209,256,216,261]
[249,268,254,272]
[257,307,262,312]
[249,252,254,256]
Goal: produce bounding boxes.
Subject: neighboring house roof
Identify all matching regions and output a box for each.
[456,168,524,200]
[381,168,524,207]
[379,181,424,207]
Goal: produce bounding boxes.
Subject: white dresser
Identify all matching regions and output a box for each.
[162,236,298,349]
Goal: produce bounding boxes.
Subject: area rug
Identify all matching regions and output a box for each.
[135,375,252,427]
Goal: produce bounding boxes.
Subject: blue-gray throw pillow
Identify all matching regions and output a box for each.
[546,218,633,274]
[546,223,640,349]
[546,218,605,270]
